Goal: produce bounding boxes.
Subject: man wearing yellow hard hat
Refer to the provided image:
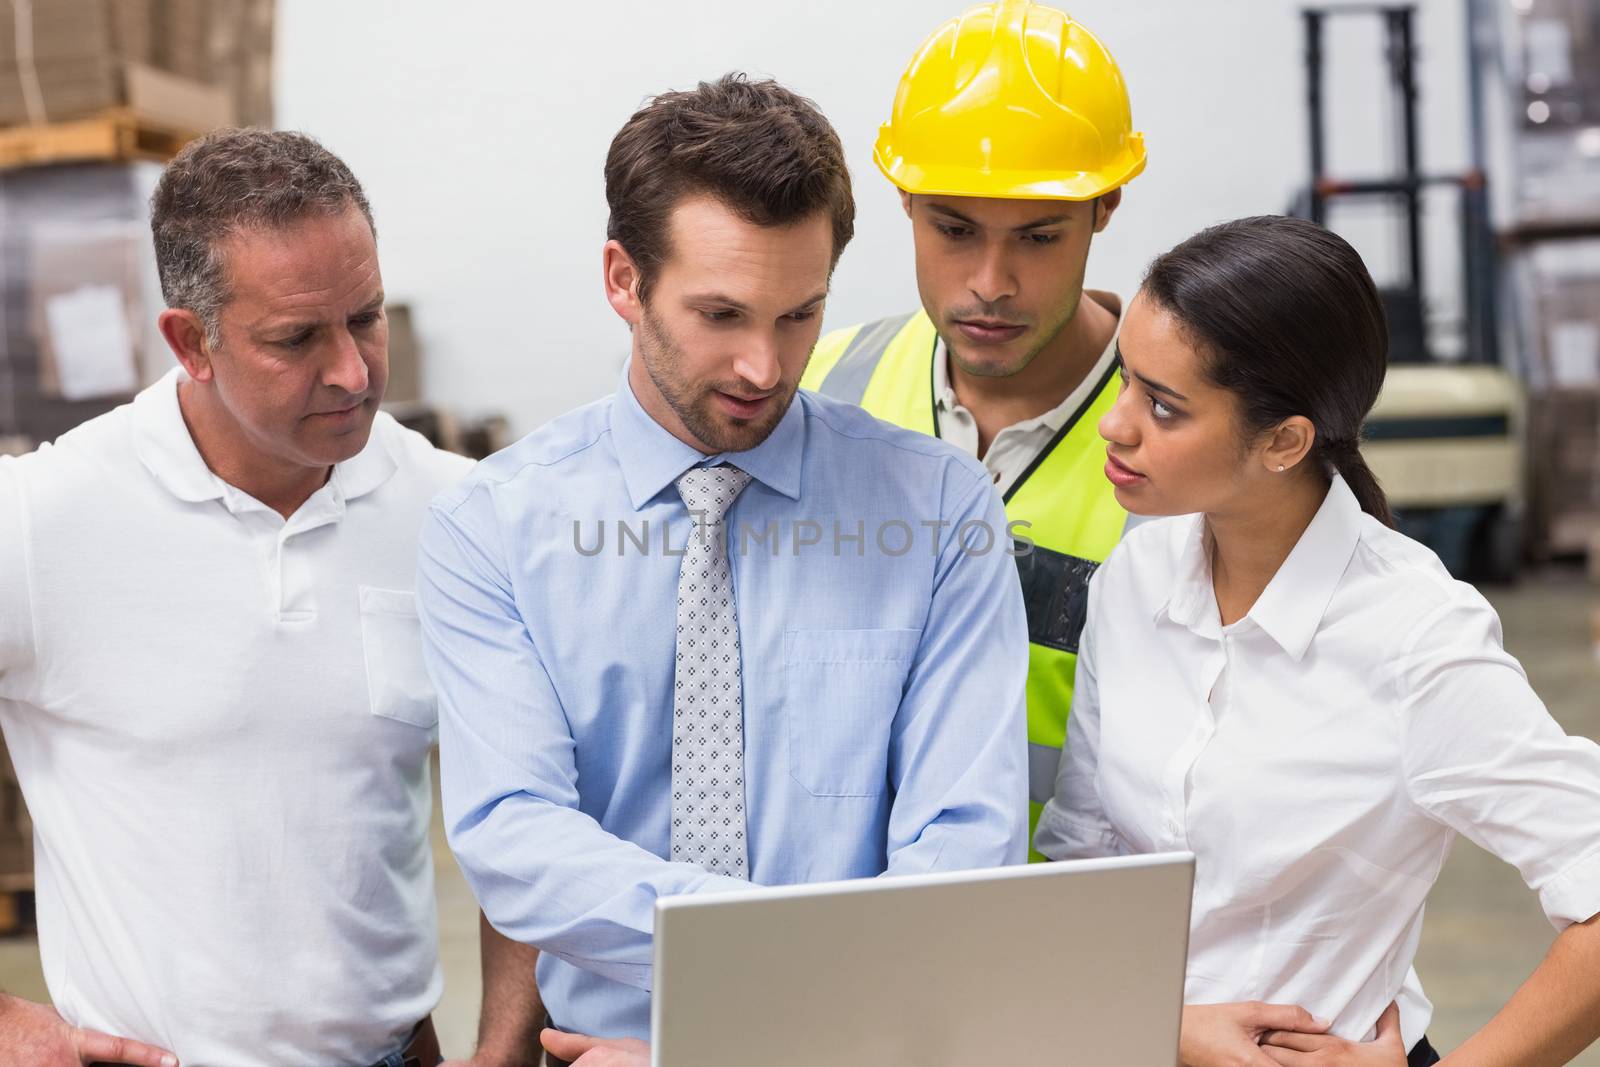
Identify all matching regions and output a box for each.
[801,0,1143,859]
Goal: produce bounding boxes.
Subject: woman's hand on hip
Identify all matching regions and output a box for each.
[1181,1001,1331,1067]
[1260,1001,1407,1066]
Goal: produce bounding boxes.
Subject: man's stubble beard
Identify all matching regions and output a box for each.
[638,303,796,454]
[944,285,1085,381]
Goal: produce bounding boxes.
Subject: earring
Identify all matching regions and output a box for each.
[1275,465,1286,472]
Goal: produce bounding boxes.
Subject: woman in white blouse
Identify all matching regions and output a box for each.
[1035,215,1600,1067]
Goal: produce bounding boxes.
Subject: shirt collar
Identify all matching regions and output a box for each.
[1246,474,1364,659]
[332,414,401,502]
[1157,512,1216,633]
[134,366,399,509]
[133,368,226,503]
[1157,475,1365,660]
[610,363,805,511]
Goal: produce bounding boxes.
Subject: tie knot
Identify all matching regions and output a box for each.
[675,464,753,523]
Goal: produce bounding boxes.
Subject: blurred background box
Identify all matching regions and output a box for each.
[1516,130,1600,225]
[205,0,274,128]
[149,0,208,81]
[27,222,150,401]
[1508,0,1600,225]
[0,161,169,445]
[385,302,421,407]
[0,0,153,66]
[1507,239,1600,567]
[0,60,231,132]
[1523,239,1600,390]
[0,735,33,936]
[0,0,270,132]
[1528,389,1600,559]
[381,302,511,460]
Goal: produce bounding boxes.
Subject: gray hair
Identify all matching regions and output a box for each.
[150,128,376,347]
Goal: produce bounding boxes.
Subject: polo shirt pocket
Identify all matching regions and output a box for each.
[358,586,438,730]
[784,628,920,797]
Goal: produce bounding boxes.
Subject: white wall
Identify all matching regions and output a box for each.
[276,0,1475,436]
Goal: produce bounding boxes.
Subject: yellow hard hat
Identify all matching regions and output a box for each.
[874,0,1146,202]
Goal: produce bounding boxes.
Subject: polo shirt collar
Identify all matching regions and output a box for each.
[610,363,804,511]
[133,368,225,503]
[133,367,399,510]
[332,415,400,502]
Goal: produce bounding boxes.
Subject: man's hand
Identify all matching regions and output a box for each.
[540,1027,648,1067]
[1260,1001,1407,1066]
[1180,1001,1330,1067]
[0,994,177,1067]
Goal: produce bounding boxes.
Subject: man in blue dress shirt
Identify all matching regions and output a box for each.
[416,74,1029,1061]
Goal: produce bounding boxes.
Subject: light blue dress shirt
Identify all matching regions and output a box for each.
[417,372,1029,1040]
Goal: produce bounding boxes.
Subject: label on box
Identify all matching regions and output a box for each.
[43,285,139,401]
[1550,321,1600,389]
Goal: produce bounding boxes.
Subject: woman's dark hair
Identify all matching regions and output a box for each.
[1141,215,1394,526]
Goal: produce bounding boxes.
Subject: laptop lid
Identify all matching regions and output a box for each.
[652,852,1194,1066]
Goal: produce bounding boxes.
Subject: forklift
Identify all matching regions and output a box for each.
[1296,4,1523,581]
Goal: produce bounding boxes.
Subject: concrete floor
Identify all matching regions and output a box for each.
[0,568,1595,1062]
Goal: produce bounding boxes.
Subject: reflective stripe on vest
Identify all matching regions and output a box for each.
[817,312,917,406]
[805,309,1127,859]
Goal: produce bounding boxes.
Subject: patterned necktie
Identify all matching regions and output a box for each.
[671,464,754,878]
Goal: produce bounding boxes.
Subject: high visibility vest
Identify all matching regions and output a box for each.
[801,309,1126,861]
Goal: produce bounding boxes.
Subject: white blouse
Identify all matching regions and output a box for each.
[1035,475,1600,1049]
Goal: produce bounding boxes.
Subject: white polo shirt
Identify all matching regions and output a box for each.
[0,368,470,1067]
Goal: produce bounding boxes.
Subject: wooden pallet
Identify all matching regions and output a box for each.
[0,109,198,172]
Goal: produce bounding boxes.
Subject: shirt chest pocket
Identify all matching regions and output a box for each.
[358,586,439,731]
[784,628,920,798]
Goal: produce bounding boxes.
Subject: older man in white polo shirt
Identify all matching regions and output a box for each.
[0,130,541,1067]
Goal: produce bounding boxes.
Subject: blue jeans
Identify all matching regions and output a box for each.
[362,1018,441,1067]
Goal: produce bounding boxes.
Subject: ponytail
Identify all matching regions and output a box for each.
[1320,438,1393,527]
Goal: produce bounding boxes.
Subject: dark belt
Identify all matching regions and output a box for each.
[1409,1035,1440,1067]
[371,1016,442,1067]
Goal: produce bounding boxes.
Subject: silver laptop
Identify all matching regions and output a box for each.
[652,852,1194,1066]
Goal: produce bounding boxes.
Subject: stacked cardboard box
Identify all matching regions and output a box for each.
[0,0,273,132]
[206,0,274,128]
[1529,390,1600,560]
[1512,240,1600,563]
[149,0,204,81]
[1512,0,1600,225]
[1502,2,1600,563]
[1525,241,1600,392]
